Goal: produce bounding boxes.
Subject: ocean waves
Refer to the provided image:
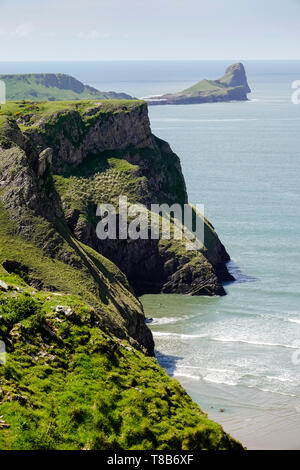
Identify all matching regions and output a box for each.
[150,315,189,325]
[158,361,300,397]
[152,330,300,351]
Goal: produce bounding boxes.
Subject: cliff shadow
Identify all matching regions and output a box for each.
[155,350,183,376]
[226,260,258,284]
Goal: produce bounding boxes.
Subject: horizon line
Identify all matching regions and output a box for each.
[1,59,300,63]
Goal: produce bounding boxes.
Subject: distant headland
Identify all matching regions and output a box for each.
[0,73,134,101]
[144,62,251,105]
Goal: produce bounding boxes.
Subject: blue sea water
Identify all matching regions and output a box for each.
[2,60,300,448]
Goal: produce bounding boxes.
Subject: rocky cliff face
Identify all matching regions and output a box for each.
[221,63,251,93]
[26,102,156,171]
[0,112,154,355]
[0,100,233,315]
[21,100,233,297]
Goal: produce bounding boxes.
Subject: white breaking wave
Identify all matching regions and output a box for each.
[223,310,300,325]
[167,363,298,394]
[287,318,300,325]
[152,331,207,339]
[153,331,300,350]
[179,365,202,370]
[210,337,300,349]
[152,332,180,337]
[266,375,294,383]
[207,367,235,374]
[151,315,189,325]
[248,386,298,398]
[203,377,238,386]
[174,365,239,387]
[173,372,201,381]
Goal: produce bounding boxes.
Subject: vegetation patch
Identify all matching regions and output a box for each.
[0,283,243,450]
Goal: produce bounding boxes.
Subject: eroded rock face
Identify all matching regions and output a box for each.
[0,100,233,352]
[223,63,251,93]
[22,101,233,296]
[38,148,53,177]
[0,117,154,355]
[25,103,155,171]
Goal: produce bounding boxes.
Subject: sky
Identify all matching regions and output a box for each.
[0,0,300,61]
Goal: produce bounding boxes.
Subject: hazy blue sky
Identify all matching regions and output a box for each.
[1,0,300,61]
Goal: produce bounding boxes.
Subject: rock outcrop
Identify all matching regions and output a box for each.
[145,62,251,105]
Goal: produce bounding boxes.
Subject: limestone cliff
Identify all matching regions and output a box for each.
[0,99,234,354]
[18,100,233,296]
[0,112,154,354]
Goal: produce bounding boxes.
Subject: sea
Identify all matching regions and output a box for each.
[2,60,300,449]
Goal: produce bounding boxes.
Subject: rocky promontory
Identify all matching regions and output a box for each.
[145,62,251,105]
[0,73,134,101]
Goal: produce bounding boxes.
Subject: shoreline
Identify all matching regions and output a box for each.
[156,357,300,450]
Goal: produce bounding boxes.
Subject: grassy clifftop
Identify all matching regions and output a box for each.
[0,73,134,101]
[0,99,141,130]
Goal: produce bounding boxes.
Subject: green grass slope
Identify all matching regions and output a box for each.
[179,63,251,99]
[0,202,145,342]
[182,79,228,96]
[0,73,134,101]
[0,275,243,450]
